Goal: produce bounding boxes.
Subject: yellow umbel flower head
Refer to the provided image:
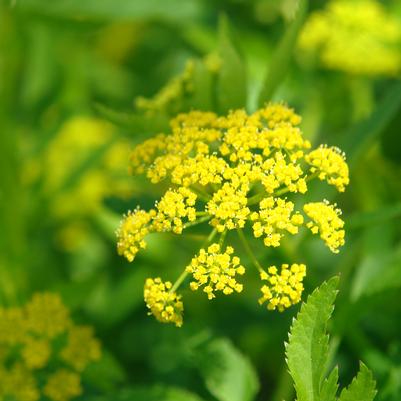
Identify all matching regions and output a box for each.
[117,103,349,325]
[299,0,401,75]
[0,293,101,401]
[259,264,306,312]
[304,201,345,253]
[186,243,245,299]
[144,278,184,327]
[116,208,156,262]
[44,369,82,401]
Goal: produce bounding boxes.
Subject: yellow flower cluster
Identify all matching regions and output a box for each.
[259,264,306,312]
[153,187,197,233]
[305,145,349,192]
[251,197,304,247]
[144,278,184,327]
[186,243,245,299]
[304,201,345,253]
[116,208,155,262]
[207,183,250,232]
[0,293,101,401]
[117,103,349,325]
[299,0,401,75]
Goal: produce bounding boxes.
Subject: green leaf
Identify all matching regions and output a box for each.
[258,0,308,105]
[320,367,339,401]
[93,103,169,134]
[16,0,202,22]
[83,350,126,392]
[189,59,214,111]
[338,363,377,401]
[347,203,401,230]
[341,81,401,166]
[194,338,259,401]
[216,15,247,113]
[286,277,339,401]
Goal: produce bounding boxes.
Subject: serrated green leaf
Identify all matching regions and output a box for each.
[194,338,259,401]
[320,366,339,401]
[286,277,339,401]
[216,15,247,113]
[338,363,377,401]
[258,0,308,105]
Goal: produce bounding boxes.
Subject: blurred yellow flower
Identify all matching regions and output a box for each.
[299,0,401,75]
[26,116,131,252]
[0,293,101,401]
[44,369,82,401]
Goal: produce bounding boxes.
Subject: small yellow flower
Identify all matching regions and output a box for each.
[207,183,250,232]
[305,145,349,192]
[152,187,197,234]
[44,369,82,401]
[1,363,39,401]
[144,278,184,327]
[259,264,306,312]
[116,208,156,262]
[187,243,245,300]
[61,326,101,372]
[303,201,345,253]
[25,293,71,338]
[251,197,304,247]
[0,307,26,345]
[22,338,51,369]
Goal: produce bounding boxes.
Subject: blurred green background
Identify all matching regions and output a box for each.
[1,0,401,400]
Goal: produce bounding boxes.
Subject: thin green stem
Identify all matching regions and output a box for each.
[236,228,264,273]
[170,228,218,293]
[183,215,211,229]
[219,230,227,248]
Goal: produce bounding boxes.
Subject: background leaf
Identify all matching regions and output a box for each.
[258,0,308,104]
[216,15,247,113]
[193,338,259,401]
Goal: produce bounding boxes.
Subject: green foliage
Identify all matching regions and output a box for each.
[287,277,377,401]
[194,338,260,401]
[216,15,247,113]
[258,0,308,104]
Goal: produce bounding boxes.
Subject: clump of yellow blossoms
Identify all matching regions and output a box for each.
[299,0,401,76]
[259,264,306,312]
[187,244,245,299]
[116,103,349,326]
[0,293,101,401]
[144,278,184,327]
[24,116,131,251]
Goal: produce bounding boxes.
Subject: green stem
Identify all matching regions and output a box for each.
[183,215,211,229]
[236,228,264,273]
[219,230,227,248]
[170,228,218,293]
